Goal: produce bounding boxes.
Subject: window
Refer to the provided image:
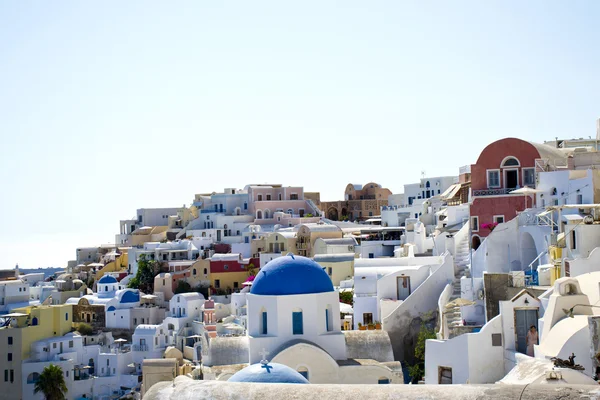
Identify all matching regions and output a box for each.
[244,202,248,210]
[224,264,229,270]
[204,268,208,275]
[292,310,303,335]
[487,170,500,188]
[439,366,452,384]
[471,216,479,232]
[523,168,535,186]
[69,340,73,348]
[9,369,13,383]
[233,282,239,289]
[492,333,502,347]
[363,313,373,325]
[4,370,7,382]
[53,343,57,349]
[66,313,69,321]
[493,215,504,224]
[261,310,268,335]
[502,157,520,167]
[290,193,298,200]
[7,337,13,345]
[266,194,271,201]
[328,267,332,276]
[297,367,309,380]
[577,194,583,204]
[215,280,220,288]
[27,372,40,384]
[378,378,390,384]
[7,353,11,362]
[572,230,577,250]
[326,304,333,332]
[134,318,137,325]
[258,194,263,201]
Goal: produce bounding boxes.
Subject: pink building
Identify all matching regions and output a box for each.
[246,184,319,221]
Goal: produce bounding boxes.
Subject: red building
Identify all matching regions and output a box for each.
[470,138,567,248]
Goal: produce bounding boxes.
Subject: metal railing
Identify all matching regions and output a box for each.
[472,188,513,196]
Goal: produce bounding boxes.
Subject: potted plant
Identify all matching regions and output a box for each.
[375,321,382,330]
[358,322,366,331]
[368,323,375,330]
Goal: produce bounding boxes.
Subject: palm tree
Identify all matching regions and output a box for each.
[34,364,68,400]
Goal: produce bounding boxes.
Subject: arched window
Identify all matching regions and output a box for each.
[27,372,40,384]
[105,286,108,292]
[292,308,303,335]
[203,268,207,275]
[260,308,268,335]
[224,224,228,229]
[264,209,271,219]
[502,157,520,167]
[31,317,38,326]
[168,323,175,331]
[297,367,309,380]
[426,181,430,188]
[287,209,294,215]
[256,210,263,219]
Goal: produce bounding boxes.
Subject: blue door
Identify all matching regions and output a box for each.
[292,311,303,335]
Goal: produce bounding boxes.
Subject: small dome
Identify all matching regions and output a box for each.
[251,255,333,296]
[229,362,309,384]
[119,290,140,303]
[98,275,117,284]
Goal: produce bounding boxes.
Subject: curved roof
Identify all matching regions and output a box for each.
[229,362,309,384]
[251,255,334,296]
[205,336,249,367]
[118,290,140,303]
[343,330,395,362]
[98,275,117,284]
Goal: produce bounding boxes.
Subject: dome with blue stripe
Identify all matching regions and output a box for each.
[250,255,333,296]
[229,362,309,384]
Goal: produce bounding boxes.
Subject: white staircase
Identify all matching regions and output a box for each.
[445,232,472,329]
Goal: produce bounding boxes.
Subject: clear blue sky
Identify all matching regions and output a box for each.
[1,1,599,269]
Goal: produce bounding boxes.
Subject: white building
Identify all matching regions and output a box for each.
[201,255,402,384]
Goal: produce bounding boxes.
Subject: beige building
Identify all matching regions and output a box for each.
[314,253,355,286]
[265,232,297,254]
[296,223,343,257]
[142,358,178,397]
[321,182,392,222]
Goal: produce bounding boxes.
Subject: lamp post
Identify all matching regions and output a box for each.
[562,304,600,318]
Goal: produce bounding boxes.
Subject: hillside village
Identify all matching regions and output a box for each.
[5,125,600,398]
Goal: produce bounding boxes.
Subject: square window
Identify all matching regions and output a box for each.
[7,337,13,345]
[491,333,502,347]
[471,216,479,232]
[493,216,504,224]
[523,168,535,186]
[487,170,500,188]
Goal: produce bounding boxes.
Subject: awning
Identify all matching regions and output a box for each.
[441,184,461,200]
[1,313,28,318]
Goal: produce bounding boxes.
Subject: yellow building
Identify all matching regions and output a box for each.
[0,304,73,399]
[313,254,355,286]
[264,232,297,254]
[208,254,258,294]
[95,252,129,282]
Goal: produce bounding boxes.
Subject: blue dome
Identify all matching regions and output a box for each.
[250,255,333,296]
[106,306,116,312]
[229,362,309,384]
[98,275,117,284]
[120,290,139,303]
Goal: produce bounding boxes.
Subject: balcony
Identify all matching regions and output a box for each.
[472,188,513,196]
[132,344,148,352]
[200,209,226,214]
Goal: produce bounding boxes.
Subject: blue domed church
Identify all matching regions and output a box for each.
[192,254,400,384]
[247,255,347,366]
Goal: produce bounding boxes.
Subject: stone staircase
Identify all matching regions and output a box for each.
[445,233,472,332]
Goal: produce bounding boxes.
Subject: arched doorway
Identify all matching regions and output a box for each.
[341,208,348,220]
[327,208,339,221]
[520,232,537,271]
[472,235,481,251]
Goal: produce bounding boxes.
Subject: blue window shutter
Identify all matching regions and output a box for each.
[262,312,268,335]
[325,309,329,331]
[293,312,303,335]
